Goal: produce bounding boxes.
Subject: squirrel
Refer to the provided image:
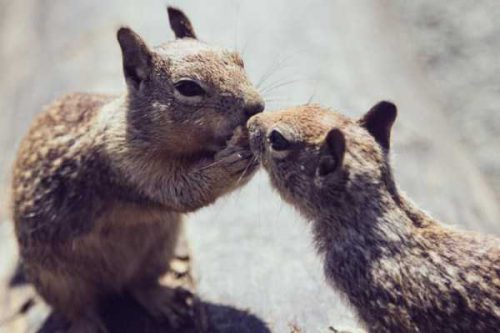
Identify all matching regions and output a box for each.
[247,102,500,332]
[10,6,263,332]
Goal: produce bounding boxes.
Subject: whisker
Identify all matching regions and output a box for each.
[233,1,241,53]
[235,156,256,187]
[305,80,319,105]
[255,50,305,90]
[306,92,316,105]
[239,38,251,59]
[274,199,285,225]
[260,76,302,92]
[224,155,257,208]
[264,97,289,103]
[197,159,225,171]
[259,77,308,95]
[256,56,290,89]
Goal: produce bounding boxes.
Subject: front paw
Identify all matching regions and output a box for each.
[215,145,258,178]
[215,126,258,176]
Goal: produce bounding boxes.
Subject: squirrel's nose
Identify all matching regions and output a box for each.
[247,116,265,155]
[244,99,265,118]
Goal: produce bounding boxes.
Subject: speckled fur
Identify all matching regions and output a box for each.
[248,104,500,333]
[11,7,262,331]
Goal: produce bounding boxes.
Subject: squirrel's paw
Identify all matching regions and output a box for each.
[215,143,259,179]
[131,285,194,328]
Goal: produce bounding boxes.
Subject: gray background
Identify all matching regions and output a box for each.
[1,1,499,332]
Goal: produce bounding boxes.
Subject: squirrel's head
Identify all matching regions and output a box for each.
[117,7,264,155]
[248,102,397,219]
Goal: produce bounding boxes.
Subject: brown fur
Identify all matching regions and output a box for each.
[248,103,500,333]
[11,7,263,332]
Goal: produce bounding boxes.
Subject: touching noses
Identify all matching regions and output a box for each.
[246,116,265,154]
[244,98,265,118]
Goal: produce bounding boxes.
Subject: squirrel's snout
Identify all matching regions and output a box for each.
[247,117,266,158]
[243,99,265,118]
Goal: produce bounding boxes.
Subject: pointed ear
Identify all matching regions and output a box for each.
[359,101,397,150]
[167,6,197,39]
[318,128,346,177]
[117,27,153,90]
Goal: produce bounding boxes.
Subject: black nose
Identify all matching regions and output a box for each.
[244,100,265,118]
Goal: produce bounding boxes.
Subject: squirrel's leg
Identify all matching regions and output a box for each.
[32,267,106,332]
[128,215,194,328]
[135,214,181,280]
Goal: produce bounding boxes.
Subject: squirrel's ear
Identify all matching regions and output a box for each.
[359,101,397,150]
[167,6,197,39]
[318,128,345,177]
[117,27,153,90]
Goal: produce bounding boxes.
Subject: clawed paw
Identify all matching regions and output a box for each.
[215,146,258,178]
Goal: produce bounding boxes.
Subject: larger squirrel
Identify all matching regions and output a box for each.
[10,7,263,332]
[248,102,499,332]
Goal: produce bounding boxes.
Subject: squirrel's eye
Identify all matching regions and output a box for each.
[268,130,290,151]
[174,80,206,97]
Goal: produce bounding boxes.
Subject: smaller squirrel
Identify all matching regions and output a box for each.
[247,102,500,332]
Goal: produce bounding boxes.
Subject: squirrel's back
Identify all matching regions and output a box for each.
[248,103,500,332]
[12,93,115,245]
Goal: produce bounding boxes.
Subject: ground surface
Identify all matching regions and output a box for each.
[0,1,499,332]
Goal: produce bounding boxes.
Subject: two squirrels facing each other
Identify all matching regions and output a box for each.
[248,102,499,332]
[11,7,263,332]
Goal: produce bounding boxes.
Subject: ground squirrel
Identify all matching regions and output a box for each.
[248,102,500,332]
[10,7,263,332]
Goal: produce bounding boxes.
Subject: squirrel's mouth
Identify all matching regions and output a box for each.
[247,128,265,161]
[206,132,233,153]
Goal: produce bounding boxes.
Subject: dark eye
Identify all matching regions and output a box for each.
[268,130,290,151]
[174,79,206,97]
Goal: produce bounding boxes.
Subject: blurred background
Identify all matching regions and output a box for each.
[0,0,499,332]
